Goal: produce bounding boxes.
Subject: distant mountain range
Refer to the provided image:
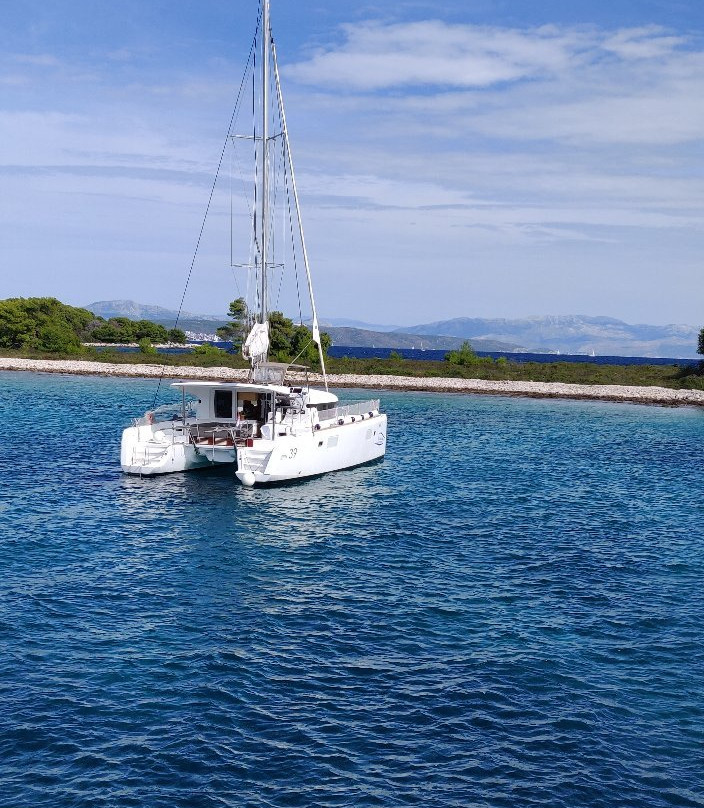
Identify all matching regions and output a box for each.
[84,300,228,336]
[84,302,701,358]
[397,315,701,358]
[323,327,521,352]
[83,301,518,351]
[320,317,401,333]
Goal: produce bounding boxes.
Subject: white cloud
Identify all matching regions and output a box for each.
[602,26,686,59]
[284,22,704,149]
[288,21,583,90]
[287,21,687,91]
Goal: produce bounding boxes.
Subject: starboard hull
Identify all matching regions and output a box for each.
[235,413,387,485]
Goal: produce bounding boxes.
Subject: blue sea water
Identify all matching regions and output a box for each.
[326,347,699,367]
[1,370,703,808]
[102,344,700,366]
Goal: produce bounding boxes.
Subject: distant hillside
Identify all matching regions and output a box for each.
[85,302,699,357]
[320,317,401,332]
[84,300,228,336]
[85,300,225,323]
[85,301,524,350]
[326,327,523,352]
[396,315,701,358]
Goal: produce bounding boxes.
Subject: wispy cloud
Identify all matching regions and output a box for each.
[601,26,686,59]
[288,21,583,89]
[285,21,704,148]
[287,21,687,91]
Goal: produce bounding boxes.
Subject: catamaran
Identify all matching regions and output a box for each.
[120,0,387,485]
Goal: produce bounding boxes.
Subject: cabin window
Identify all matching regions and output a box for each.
[214,390,233,419]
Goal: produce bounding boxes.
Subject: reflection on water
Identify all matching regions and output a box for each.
[117,455,391,551]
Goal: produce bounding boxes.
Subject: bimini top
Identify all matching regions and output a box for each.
[170,381,290,395]
[171,362,312,393]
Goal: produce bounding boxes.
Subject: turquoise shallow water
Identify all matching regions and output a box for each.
[1,370,703,808]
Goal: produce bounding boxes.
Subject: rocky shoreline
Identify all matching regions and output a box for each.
[2,356,703,407]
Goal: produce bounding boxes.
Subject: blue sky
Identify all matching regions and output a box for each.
[2,0,704,327]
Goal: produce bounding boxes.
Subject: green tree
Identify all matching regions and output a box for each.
[87,317,135,343]
[36,322,81,353]
[89,322,122,343]
[289,324,331,366]
[262,311,330,365]
[167,328,187,344]
[445,341,478,366]
[216,297,248,346]
[267,310,295,359]
[0,297,93,350]
[86,315,173,344]
[134,320,168,343]
[0,300,34,348]
[0,297,185,353]
[698,328,704,356]
[110,317,137,341]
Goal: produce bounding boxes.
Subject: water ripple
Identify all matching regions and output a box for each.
[1,372,703,807]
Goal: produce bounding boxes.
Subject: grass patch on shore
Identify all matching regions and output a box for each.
[2,347,702,389]
[327,355,702,388]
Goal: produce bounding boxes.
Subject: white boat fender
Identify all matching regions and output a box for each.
[241,471,256,487]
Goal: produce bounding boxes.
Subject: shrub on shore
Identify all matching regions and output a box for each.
[445,341,479,366]
[0,297,91,352]
[0,296,189,351]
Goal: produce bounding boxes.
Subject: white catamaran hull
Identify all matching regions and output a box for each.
[120,406,386,484]
[236,413,387,485]
[120,423,232,476]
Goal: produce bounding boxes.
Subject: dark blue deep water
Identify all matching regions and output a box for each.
[1,371,703,808]
[101,344,700,366]
[326,347,699,367]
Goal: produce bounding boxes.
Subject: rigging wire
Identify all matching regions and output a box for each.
[283,129,304,327]
[269,37,304,328]
[151,23,259,409]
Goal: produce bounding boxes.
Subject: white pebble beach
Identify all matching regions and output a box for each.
[2,357,703,408]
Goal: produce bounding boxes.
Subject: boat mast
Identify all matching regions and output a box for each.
[271,36,329,390]
[260,0,269,326]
